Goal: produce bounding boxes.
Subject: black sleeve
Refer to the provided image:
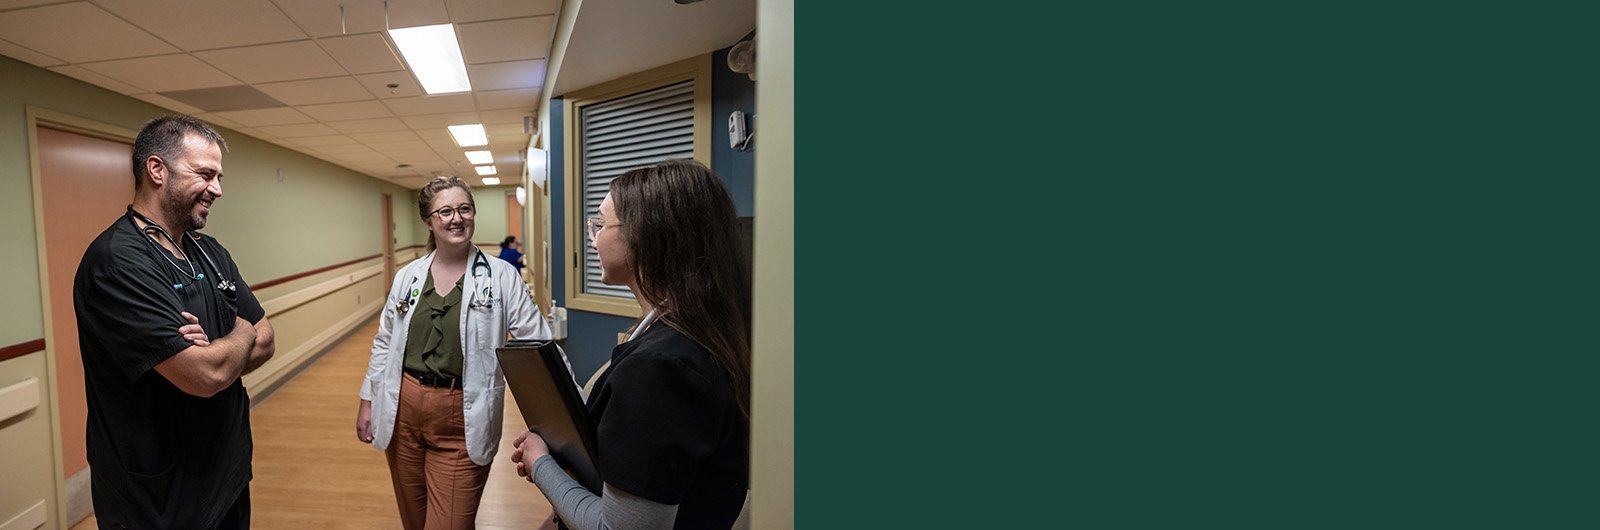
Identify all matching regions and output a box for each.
[80,257,195,382]
[207,238,264,324]
[596,351,727,505]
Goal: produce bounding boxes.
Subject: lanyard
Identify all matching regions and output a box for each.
[626,309,659,342]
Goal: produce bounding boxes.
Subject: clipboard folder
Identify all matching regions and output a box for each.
[497,339,602,493]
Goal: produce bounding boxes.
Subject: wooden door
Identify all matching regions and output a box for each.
[37,126,134,482]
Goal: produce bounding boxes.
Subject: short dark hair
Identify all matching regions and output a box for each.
[132,115,227,189]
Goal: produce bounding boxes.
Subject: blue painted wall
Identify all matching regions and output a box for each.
[553,43,760,383]
[712,43,757,216]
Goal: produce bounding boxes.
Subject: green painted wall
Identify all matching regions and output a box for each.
[0,54,421,347]
[473,185,518,246]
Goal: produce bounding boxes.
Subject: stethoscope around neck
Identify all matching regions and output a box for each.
[396,251,495,314]
[126,206,235,292]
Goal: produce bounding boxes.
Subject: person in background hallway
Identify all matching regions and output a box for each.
[357,175,555,529]
[499,235,526,273]
[511,159,752,529]
[74,115,276,529]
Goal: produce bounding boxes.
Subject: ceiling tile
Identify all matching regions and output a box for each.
[334,152,397,165]
[297,100,393,121]
[284,135,361,148]
[255,77,374,106]
[47,65,145,94]
[211,107,315,127]
[232,127,279,140]
[0,3,176,63]
[355,71,425,99]
[365,140,431,151]
[484,123,526,137]
[478,108,531,125]
[382,93,477,116]
[414,129,452,142]
[194,113,243,130]
[196,41,347,84]
[0,37,63,67]
[458,16,553,64]
[327,117,410,134]
[132,93,205,115]
[256,123,340,138]
[0,0,69,8]
[349,130,423,144]
[473,88,539,111]
[446,0,559,22]
[159,85,287,112]
[317,33,405,75]
[400,112,483,129]
[275,0,449,38]
[96,0,306,50]
[79,54,241,92]
[317,144,381,155]
[467,60,544,90]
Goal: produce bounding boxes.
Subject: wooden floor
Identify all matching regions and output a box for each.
[73,317,554,529]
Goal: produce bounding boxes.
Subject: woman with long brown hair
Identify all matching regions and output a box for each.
[511,159,751,529]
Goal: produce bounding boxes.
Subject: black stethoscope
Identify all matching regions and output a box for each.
[126,207,235,292]
[396,251,495,314]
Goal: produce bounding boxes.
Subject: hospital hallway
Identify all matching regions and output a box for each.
[69,317,555,530]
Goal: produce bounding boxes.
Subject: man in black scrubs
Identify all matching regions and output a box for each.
[74,115,276,529]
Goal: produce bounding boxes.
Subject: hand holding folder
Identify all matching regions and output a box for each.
[498,339,601,493]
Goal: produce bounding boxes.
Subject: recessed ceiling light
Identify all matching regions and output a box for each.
[388,24,472,94]
[475,165,497,175]
[448,124,488,147]
[482,177,501,185]
[464,150,494,165]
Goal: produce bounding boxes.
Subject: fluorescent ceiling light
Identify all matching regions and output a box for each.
[388,24,472,94]
[448,124,488,147]
[475,165,498,175]
[464,150,494,165]
[482,177,501,185]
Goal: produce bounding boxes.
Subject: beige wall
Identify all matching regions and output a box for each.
[752,0,794,527]
[0,53,426,526]
[0,351,59,529]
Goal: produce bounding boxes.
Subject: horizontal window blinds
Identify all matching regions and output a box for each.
[579,80,695,299]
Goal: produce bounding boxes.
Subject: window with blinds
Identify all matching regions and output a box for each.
[578,79,696,299]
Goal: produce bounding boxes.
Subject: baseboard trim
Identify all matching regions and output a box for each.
[64,467,89,527]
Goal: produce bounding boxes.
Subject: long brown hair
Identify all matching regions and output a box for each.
[417,175,473,251]
[611,159,752,417]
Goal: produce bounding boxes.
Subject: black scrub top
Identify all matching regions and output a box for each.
[74,213,265,529]
[586,323,750,529]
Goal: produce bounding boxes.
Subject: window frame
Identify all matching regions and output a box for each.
[562,55,713,318]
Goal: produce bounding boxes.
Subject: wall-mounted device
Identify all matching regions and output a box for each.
[728,111,753,151]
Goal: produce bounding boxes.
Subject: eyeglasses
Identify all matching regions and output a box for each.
[429,204,475,220]
[586,217,621,240]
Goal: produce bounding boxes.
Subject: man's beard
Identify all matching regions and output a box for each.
[163,191,207,233]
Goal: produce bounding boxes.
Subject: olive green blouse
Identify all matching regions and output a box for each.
[402,273,464,380]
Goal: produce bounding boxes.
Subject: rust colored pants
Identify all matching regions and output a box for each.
[386,373,492,530]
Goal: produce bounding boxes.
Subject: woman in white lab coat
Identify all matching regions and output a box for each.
[356,175,551,529]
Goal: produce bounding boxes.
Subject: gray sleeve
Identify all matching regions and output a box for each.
[532,455,679,530]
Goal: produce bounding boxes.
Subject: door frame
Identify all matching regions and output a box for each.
[25,105,138,527]
[381,193,395,291]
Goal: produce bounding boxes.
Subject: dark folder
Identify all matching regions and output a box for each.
[497,339,601,493]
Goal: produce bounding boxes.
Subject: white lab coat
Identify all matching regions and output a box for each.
[360,247,553,465]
